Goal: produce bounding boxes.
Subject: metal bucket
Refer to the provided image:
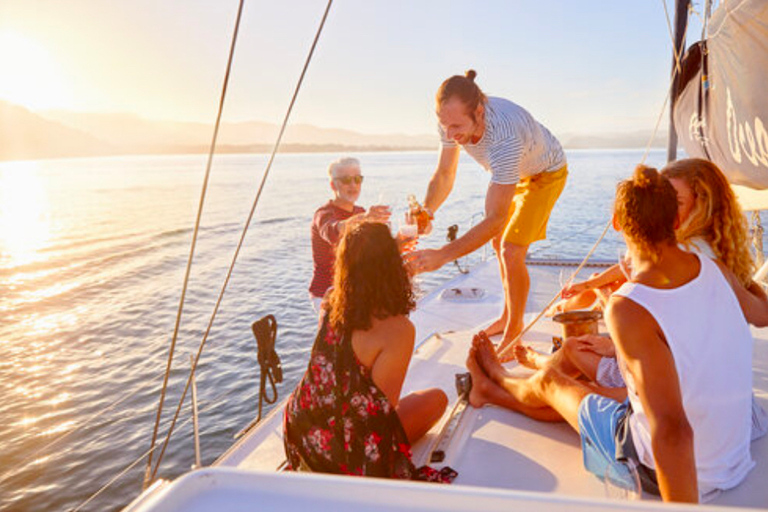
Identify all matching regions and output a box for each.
[552,310,602,339]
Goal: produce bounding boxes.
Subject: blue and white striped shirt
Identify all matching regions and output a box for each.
[439,96,566,185]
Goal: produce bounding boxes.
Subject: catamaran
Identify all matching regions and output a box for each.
[122,0,768,510]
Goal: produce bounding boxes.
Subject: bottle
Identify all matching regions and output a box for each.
[407,194,432,234]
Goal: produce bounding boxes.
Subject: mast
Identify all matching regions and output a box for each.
[667,0,691,163]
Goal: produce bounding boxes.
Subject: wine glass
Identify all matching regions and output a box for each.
[603,459,641,500]
[559,268,573,296]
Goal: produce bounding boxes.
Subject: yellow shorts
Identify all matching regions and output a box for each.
[502,165,567,246]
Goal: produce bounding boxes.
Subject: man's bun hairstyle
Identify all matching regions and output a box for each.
[436,69,487,120]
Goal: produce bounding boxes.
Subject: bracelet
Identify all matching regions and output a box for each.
[424,207,434,220]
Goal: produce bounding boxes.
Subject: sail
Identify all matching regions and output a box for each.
[672,0,768,190]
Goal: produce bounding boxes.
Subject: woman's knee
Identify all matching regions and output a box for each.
[424,387,449,416]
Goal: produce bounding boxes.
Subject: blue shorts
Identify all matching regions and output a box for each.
[577,394,659,494]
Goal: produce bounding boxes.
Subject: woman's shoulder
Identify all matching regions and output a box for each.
[374,314,414,337]
[369,315,415,349]
[352,315,414,368]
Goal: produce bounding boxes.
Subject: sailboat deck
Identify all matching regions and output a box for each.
[213,260,768,508]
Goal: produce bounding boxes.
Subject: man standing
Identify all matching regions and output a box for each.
[309,157,389,313]
[409,70,567,355]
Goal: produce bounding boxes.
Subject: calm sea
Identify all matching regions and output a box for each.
[0,149,670,511]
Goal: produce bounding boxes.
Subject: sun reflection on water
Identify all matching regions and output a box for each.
[0,163,51,267]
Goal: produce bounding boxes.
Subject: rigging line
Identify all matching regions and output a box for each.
[149,0,334,483]
[497,219,613,361]
[143,0,248,488]
[72,382,243,512]
[0,376,164,487]
[641,2,693,165]
[661,0,686,75]
[532,218,615,254]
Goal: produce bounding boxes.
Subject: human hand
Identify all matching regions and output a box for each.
[366,204,391,224]
[405,248,446,274]
[396,228,418,253]
[561,281,590,298]
[570,334,615,357]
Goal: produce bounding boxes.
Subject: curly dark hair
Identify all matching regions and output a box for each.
[328,221,415,335]
[614,165,678,261]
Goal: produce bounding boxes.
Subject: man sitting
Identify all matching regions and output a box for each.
[466,165,765,502]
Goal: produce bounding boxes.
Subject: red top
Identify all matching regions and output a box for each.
[309,201,364,298]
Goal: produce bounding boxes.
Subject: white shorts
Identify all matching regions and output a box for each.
[595,357,625,388]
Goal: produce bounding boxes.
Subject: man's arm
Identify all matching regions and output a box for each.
[440,181,515,261]
[317,206,390,245]
[409,181,515,273]
[606,296,698,503]
[423,145,460,214]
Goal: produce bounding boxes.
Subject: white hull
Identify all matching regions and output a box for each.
[126,260,768,511]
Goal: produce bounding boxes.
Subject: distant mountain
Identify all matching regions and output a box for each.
[40,110,438,154]
[1,102,668,163]
[0,101,112,161]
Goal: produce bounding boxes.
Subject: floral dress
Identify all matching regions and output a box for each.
[283,316,456,482]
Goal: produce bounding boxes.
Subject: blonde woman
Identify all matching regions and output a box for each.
[518,159,768,440]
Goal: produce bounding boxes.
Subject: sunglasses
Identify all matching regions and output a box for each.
[335,175,364,185]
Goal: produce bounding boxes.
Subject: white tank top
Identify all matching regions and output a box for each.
[613,253,754,495]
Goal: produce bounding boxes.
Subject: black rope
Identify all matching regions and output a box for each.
[252,315,282,422]
[149,0,334,483]
[143,0,247,489]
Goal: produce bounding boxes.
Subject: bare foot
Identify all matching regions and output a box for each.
[483,314,507,337]
[466,346,501,408]
[514,345,549,370]
[473,332,509,383]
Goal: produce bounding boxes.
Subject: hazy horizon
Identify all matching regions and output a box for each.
[0,1,706,140]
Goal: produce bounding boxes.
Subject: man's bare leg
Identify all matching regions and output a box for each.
[496,242,529,355]
[473,332,591,431]
[467,345,563,422]
[484,236,508,336]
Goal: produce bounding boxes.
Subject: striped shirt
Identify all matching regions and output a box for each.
[439,96,566,185]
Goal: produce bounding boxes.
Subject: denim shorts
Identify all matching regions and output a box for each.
[578,394,659,495]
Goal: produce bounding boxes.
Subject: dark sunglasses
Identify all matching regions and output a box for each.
[335,175,364,185]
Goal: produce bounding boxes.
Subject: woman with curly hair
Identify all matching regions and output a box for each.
[662,158,756,288]
[518,159,768,441]
[284,221,454,481]
[550,158,765,314]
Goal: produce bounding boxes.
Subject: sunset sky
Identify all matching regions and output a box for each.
[0,1,703,136]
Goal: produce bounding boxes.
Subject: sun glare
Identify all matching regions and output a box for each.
[0,163,51,266]
[0,31,72,110]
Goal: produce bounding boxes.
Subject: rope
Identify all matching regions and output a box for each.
[71,382,246,512]
[497,219,612,360]
[148,0,334,484]
[143,0,248,488]
[253,315,282,423]
[0,377,163,488]
[639,0,693,165]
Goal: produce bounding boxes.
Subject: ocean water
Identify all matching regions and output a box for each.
[0,149,670,511]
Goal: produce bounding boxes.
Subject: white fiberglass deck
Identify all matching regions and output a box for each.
[164,260,768,510]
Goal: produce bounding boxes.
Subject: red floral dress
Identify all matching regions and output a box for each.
[283,316,456,482]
